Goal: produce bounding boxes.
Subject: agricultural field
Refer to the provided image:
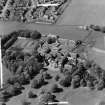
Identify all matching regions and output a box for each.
[1,29,105,105]
[57,0,105,25]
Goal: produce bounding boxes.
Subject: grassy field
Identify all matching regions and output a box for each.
[4,67,105,105]
[57,0,105,25]
[12,38,36,54]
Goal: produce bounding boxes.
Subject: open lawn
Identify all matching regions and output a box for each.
[12,38,36,54]
[57,0,105,25]
[3,68,105,105]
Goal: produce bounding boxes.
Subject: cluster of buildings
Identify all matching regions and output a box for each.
[0,0,69,24]
[38,34,86,71]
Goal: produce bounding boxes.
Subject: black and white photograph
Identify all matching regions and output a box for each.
[1,0,105,105]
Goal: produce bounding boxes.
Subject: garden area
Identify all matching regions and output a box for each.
[1,29,105,105]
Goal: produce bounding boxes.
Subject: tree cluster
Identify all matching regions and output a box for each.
[31,74,46,89]
[59,74,72,87]
[58,55,105,90]
[38,92,56,105]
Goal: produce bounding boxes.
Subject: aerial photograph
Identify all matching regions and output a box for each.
[1,0,105,105]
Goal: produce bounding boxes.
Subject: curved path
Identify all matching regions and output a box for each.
[92,47,105,54]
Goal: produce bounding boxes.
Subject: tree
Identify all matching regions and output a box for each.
[28,90,37,98]
[4,37,17,50]
[14,82,23,90]
[31,30,42,39]
[7,75,19,85]
[6,85,22,96]
[96,80,105,91]
[38,92,56,105]
[38,74,45,86]
[71,75,81,89]
[59,75,72,87]
[47,36,56,44]
[0,91,11,102]
[1,32,15,45]
[80,79,87,87]
[60,56,68,71]
[72,75,81,82]
[71,79,80,89]
[18,73,30,85]
[31,79,39,89]
[55,74,60,81]
[86,80,95,90]
[18,30,31,38]
[31,74,46,89]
